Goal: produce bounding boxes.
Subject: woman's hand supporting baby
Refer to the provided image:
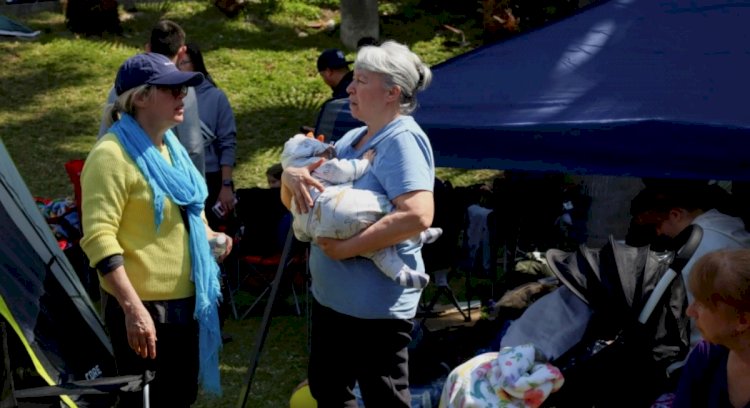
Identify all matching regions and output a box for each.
[281,159,326,213]
[316,236,354,260]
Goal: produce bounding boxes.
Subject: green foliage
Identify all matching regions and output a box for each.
[280,1,321,20]
[255,0,282,17]
[156,0,173,14]
[378,1,401,16]
[305,0,339,7]
[437,168,501,188]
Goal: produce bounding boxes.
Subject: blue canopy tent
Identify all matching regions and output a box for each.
[414,0,750,180]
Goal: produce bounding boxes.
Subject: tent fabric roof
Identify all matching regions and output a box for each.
[414,0,750,180]
[0,140,117,407]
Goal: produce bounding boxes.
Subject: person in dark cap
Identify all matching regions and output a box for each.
[317,48,354,99]
[312,48,363,142]
[81,52,231,407]
[98,19,205,177]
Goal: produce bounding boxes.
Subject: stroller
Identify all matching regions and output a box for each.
[502,225,702,407]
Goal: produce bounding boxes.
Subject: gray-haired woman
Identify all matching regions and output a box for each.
[281,40,434,407]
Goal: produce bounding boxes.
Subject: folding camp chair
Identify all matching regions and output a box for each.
[229,187,308,319]
[61,158,100,301]
[1,322,152,408]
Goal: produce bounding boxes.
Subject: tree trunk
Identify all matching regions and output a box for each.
[339,0,378,50]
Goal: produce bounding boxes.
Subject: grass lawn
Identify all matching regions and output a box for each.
[210,309,311,408]
[0,1,503,406]
[0,0,501,198]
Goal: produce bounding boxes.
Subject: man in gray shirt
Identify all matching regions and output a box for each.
[98,19,204,176]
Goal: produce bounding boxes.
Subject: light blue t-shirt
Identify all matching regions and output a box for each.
[309,115,435,319]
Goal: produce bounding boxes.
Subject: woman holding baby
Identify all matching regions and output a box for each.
[281,41,434,406]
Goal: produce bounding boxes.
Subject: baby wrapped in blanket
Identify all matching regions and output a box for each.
[281,133,441,288]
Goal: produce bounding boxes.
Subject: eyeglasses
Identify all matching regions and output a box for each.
[156,85,188,98]
[178,59,192,67]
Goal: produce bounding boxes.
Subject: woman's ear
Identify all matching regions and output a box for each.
[668,208,690,224]
[738,311,750,330]
[176,45,188,62]
[668,208,681,220]
[132,88,152,109]
[386,85,401,102]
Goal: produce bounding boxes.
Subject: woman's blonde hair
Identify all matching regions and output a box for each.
[689,248,750,313]
[354,40,432,115]
[101,84,152,129]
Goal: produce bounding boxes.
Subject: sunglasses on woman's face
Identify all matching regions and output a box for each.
[156,85,188,98]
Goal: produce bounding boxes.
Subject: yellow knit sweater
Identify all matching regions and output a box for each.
[80,134,194,301]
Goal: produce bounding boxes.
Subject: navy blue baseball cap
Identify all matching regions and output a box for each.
[316,48,351,72]
[115,52,204,96]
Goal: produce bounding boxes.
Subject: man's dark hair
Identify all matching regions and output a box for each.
[266,163,283,181]
[627,181,710,249]
[356,36,378,49]
[629,180,736,217]
[149,20,186,59]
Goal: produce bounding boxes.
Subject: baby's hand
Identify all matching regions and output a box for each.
[364,149,376,162]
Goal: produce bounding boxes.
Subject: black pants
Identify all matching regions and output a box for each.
[103,293,199,408]
[308,300,413,407]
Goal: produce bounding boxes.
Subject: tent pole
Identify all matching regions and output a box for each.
[1,322,18,408]
[236,225,295,408]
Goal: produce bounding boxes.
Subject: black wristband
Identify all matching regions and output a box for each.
[96,254,124,275]
[222,179,234,187]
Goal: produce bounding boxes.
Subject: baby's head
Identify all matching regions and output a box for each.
[281,133,336,169]
[265,162,283,188]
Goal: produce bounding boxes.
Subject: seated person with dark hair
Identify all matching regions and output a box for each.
[628,182,750,348]
[266,162,283,189]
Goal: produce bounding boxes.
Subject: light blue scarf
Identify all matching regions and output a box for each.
[111,114,223,395]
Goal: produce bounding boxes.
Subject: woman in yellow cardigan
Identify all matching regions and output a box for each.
[80,52,231,407]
